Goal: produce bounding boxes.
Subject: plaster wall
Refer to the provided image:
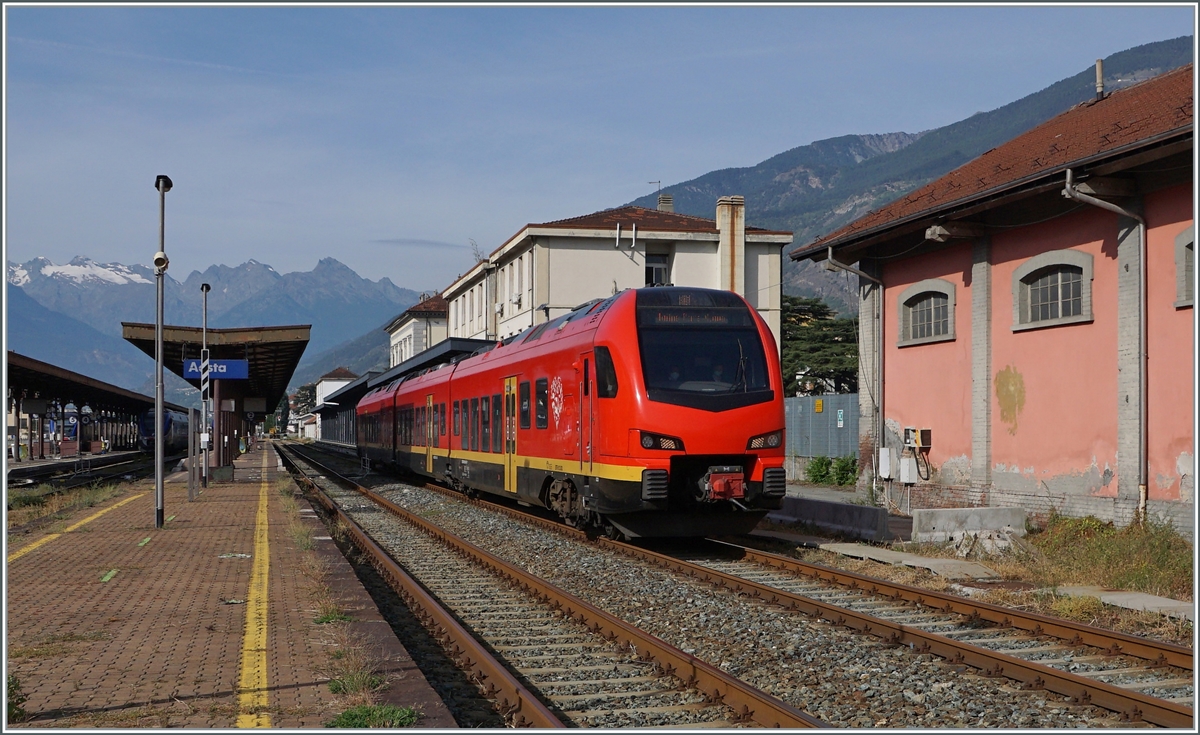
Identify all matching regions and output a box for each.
[881,243,974,484]
[1143,183,1195,502]
[989,208,1119,498]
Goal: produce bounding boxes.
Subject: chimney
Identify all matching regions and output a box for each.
[1095,58,1104,100]
[715,195,746,296]
[657,193,674,212]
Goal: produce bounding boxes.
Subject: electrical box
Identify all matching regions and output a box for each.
[878,447,892,480]
[904,427,933,449]
[899,456,918,484]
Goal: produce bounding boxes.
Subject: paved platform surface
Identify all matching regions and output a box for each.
[5,444,455,728]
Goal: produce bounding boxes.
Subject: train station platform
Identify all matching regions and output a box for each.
[5,443,455,728]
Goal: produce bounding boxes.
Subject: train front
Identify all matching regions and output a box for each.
[592,287,786,537]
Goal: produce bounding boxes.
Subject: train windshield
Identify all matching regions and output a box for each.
[635,289,773,411]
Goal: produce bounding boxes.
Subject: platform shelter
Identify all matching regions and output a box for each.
[121,323,310,475]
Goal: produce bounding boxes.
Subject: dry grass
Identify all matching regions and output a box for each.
[316,624,388,705]
[6,483,128,530]
[755,511,1195,647]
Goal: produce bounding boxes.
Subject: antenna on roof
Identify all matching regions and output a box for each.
[649,180,661,194]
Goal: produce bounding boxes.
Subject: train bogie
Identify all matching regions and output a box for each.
[356,286,787,538]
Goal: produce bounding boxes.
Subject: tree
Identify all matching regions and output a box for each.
[780,296,858,395]
[291,383,316,415]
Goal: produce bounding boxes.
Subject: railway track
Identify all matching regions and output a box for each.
[6,452,184,495]
[276,442,825,728]
[287,442,1193,728]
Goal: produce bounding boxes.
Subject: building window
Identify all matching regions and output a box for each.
[646,254,669,286]
[1012,249,1094,331]
[897,278,956,347]
[1177,225,1194,308]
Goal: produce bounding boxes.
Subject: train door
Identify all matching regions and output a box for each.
[425,394,434,473]
[503,377,518,494]
[578,352,593,475]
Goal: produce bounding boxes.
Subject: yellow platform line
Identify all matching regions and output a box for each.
[7,493,145,563]
[236,452,272,728]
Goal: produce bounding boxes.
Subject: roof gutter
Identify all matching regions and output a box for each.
[1062,168,1148,521]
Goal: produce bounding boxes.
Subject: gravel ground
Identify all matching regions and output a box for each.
[312,476,745,727]
[357,480,1135,728]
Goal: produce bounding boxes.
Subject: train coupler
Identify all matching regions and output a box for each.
[698,466,745,501]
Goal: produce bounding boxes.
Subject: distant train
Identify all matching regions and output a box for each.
[356,286,787,538]
[138,408,190,455]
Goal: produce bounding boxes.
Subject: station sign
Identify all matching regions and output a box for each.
[183,359,249,380]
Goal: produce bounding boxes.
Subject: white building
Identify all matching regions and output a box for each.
[443,195,792,350]
[385,294,449,368]
[313,367,356,439]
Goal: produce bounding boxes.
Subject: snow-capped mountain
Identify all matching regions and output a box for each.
[7,255,423,392]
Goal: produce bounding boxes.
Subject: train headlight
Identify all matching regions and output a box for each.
[747,430,783,450]
[639,431,685,451]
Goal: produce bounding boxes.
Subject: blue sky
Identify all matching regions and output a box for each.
[4,4,1195,293]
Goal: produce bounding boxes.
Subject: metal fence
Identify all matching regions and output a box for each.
[785,393,859,459]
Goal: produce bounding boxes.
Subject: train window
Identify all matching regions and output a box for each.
[417,407,425,447]
[583,359,590,396]
[432,404,439,448]
[480,396,491,452]
[459,403,468,450]
[452,401,460,436]
[519,381,531,429]
[594,347,619,398]
[470,398,479,451]
[491,394,502,453]
[535,378,548,428]
[440,403,446,436]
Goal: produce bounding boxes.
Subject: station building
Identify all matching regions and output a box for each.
[442,194,793,352]
[385,294,448,368]
[790,64,1194,534]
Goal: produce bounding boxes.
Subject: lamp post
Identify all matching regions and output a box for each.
[153,174,172,529]
[200,282,211,488]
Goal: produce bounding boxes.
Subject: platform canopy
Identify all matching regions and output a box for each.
[121,323,310,415]
[6,351,188,414]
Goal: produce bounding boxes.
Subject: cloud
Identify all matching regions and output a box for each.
[371,238,469,250]
[8,35,296,78]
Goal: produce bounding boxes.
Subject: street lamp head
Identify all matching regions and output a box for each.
[201,283,211,293]
[155,175,173,193]
[153,251,169,271]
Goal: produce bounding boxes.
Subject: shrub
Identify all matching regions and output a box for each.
[805,456,832,484]
[7,674,28,723]
[325,704,420,728]
[831,455,858,486]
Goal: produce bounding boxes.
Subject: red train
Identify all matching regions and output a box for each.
[356,286,786,538]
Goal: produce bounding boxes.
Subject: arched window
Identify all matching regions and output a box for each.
[897,278,956,347]
[1012,249,1094,331]
[1177,225,1193,308]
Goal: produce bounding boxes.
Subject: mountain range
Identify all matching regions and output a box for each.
[628,35,1193,313]
[7,256,419,403]
[6,35,1191,403]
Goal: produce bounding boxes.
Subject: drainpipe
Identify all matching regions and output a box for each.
[824,247,885,504]
[1063,168,1148,521]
